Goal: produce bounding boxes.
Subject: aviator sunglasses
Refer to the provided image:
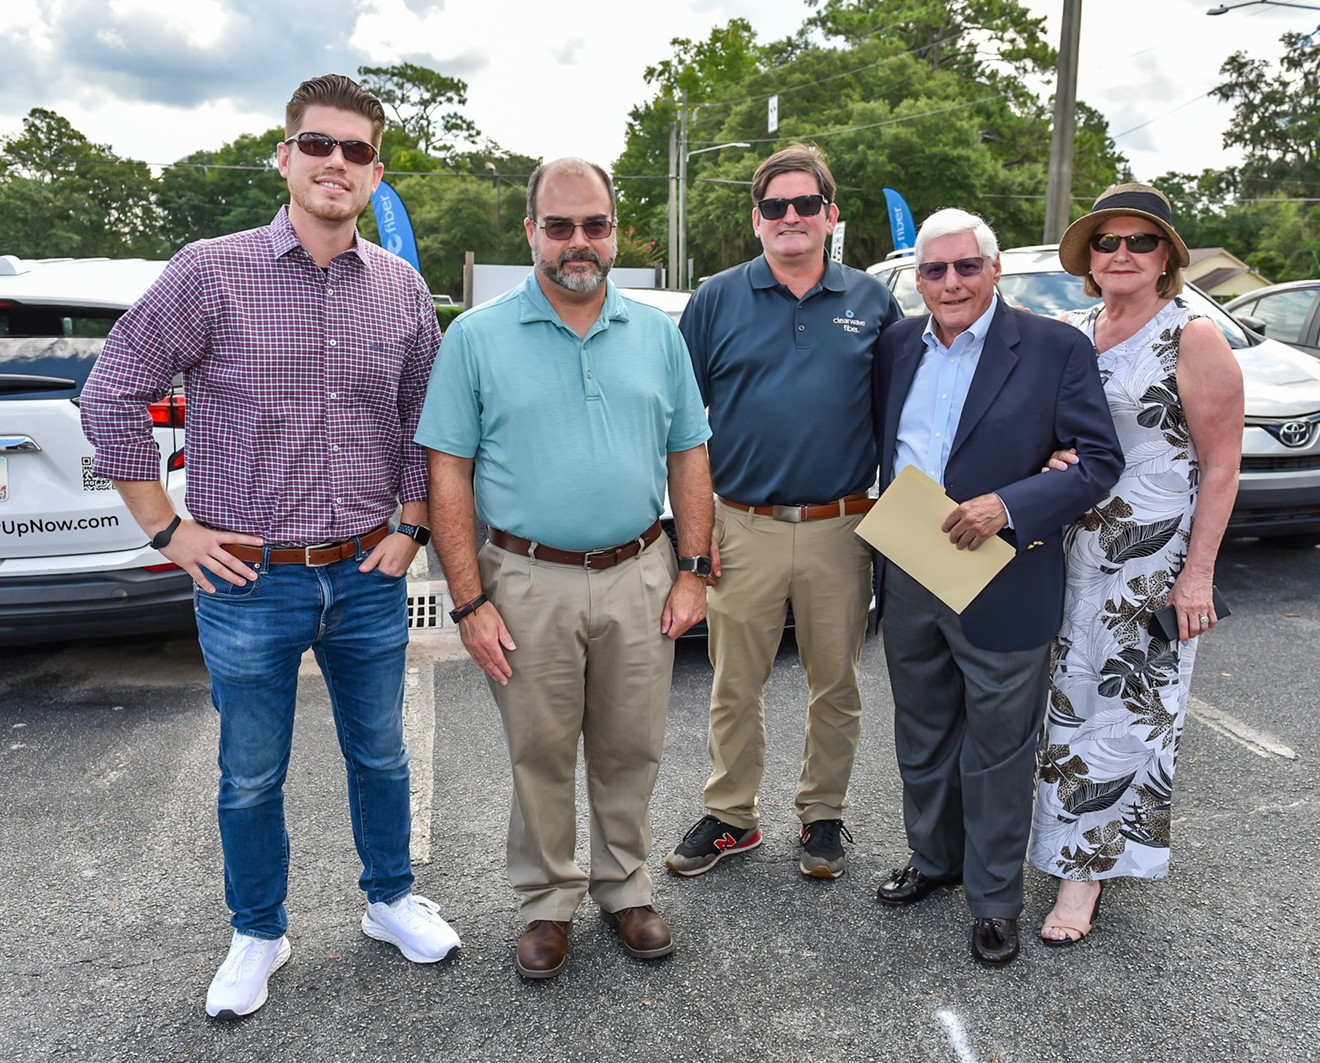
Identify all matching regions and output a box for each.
[1089,232,1168,255]
[537,217,617,240]
[916,257,986,282]
[283,131,380,166]
[756,194,828,220]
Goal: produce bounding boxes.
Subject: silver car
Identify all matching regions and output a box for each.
[868,245,1320,546]
[0,255,190,645]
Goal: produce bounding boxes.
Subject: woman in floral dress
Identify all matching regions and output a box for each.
[1029,183,1244,944]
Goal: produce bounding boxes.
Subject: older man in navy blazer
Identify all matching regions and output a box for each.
[871,208,1122,965]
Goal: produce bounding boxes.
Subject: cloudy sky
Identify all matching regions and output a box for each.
[1,0,1314,191]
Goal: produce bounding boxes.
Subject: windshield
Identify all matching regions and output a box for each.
[995,267,1255,351]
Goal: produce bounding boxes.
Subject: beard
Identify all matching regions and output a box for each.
[535,242,615,293]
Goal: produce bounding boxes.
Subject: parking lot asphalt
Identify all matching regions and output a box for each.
[1,536,1317,1062]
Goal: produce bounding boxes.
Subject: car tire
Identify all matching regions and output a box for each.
[1270,533,1320,548]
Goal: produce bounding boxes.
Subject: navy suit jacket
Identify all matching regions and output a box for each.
[872,301,1123,651]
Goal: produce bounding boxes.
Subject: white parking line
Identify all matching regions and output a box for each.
[404,660,435,866]
[936,1009,980,1063]
[1188,695,1298,760]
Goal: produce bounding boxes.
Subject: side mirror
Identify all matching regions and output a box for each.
[1236,314,1267,337]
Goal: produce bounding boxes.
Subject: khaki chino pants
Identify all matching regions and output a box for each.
[703,500,873,828]
[479,535,678,923]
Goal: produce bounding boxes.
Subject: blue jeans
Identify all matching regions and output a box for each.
[194,548,414,939]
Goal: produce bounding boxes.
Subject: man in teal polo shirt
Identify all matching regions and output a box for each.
[418,157,713,980]
[665,143,903,881]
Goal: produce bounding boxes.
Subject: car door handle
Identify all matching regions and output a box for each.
[0,435,41,453]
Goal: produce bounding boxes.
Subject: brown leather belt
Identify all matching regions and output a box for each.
[718,492,875,523]
[225,523,391,566]
[488,520,663,570]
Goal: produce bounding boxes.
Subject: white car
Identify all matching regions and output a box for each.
[0,255,188,646]
[868,245,1320,547]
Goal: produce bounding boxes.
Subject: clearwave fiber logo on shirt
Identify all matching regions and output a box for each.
[832,309,866,334]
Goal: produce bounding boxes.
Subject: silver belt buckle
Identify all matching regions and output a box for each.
[582,547,614,569]
[304,540,338,567]
[771,504,807,523]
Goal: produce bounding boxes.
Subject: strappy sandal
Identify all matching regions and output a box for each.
[1040,881,1103,947]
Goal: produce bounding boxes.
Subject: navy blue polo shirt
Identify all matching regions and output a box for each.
[680,254,902,505]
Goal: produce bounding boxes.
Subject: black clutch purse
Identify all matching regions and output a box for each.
[1151,586,1231,642]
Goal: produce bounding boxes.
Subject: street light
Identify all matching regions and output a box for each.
[1208,1,1320,12]
[677,141,750,289]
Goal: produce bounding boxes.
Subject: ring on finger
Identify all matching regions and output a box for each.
[1198,614,1210,625]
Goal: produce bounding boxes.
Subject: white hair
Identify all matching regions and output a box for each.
[914,207,1000,262]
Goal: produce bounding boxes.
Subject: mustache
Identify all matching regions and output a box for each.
[558,247,603,268]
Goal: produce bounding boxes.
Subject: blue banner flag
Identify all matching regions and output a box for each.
[370,179,421,275]
[882,187,917,252]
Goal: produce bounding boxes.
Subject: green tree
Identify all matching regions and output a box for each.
[0,108,161,257]
[155,128,287,250]
[358,63,481,161]
[615,0,1125,282]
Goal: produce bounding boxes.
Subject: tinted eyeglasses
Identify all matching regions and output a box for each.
[284,132,379,166]
[916,257,986,282]
[756,194,828,220]
[538,217,616,241]
[1089,232,1168,255]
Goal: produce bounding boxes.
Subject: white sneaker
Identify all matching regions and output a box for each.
[361,893,461,963]
[205,931,291,1018]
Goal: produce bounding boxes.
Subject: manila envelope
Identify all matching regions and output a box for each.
[856,465,1015,613]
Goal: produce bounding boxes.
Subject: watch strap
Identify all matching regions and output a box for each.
[396,522,431,546]
[150,514,181,550]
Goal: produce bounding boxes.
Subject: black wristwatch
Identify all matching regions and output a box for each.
[677,555,713,578]
[150,514,181,550]
[396,523,431,546]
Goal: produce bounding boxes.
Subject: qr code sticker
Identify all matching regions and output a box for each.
[81,455,113,492]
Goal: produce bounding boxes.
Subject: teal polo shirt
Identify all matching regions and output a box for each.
[681,254,902,505]
[416,272,711,551]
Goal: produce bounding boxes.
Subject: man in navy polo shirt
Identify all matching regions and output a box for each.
[665,143,902,881]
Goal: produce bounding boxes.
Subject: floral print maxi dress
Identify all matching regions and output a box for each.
[1029,298,1201,881]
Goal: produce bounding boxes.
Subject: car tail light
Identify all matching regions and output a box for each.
[144,562,182,572]
[167,448,185,471]
[149,394,185,427]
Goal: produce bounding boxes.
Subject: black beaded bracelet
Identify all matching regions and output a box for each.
[448,592,488,624]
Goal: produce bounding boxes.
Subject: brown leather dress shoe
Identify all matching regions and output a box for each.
[602,905,674,959]
[515,919,569,980]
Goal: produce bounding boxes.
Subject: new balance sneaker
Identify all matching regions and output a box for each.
[799,819,854,879]
[665,814,762,877]
[362,893,461,963]
[205,931,292,1019]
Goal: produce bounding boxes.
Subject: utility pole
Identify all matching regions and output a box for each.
[667,122,678,290]
[677,91,689,289]
[1043,0,1083,243]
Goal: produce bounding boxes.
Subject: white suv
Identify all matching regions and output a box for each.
[0,255,188,645]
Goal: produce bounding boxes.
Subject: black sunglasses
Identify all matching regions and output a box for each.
[916,257,986,282]
[538,217,616,241]
[284,132,379,166]
[756,194,828,220]
[1089,232,1168,255]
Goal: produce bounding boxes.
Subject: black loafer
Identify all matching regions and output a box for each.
[971,917,1020,966]
[876,862,962,906]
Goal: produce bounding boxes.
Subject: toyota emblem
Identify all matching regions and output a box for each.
[1277,419,1314,448]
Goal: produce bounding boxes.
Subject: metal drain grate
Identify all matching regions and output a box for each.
[406,580,450,630]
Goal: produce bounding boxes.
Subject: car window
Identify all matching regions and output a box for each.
[996,273,1098,318]
[1245,289,1315,344]
[887,265,926,315]
[0,305,120,399]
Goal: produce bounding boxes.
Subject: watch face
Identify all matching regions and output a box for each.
[681,556,712,577]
